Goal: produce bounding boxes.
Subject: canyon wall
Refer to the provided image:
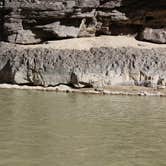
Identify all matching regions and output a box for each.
[0,0,166,89]
[0,38,166,88]
[0,0,166,44]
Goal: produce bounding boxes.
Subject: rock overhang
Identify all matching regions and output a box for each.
[0,0,165,44]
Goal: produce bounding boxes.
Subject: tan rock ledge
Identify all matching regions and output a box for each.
[16,35,166,50]
[0,36,166,89]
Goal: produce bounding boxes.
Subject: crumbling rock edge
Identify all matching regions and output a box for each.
[0,36,166,93]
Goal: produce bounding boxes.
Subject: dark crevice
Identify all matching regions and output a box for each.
[0,60,14,83]
[0,0,5,41]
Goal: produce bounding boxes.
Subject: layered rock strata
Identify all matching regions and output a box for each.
[0,1,166,89]
[0,0,165,44]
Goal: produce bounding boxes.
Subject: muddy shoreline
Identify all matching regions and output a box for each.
[0,84,166,97]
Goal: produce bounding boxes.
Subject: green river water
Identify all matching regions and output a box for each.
[0,89,166,166]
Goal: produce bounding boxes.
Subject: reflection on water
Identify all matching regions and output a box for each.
[0,89,166,166]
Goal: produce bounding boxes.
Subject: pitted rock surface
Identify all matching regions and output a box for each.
[0,37,166,88]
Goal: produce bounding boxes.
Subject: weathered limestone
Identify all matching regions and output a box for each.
[0,0,165,44]
[0,36,166,88]
[0,1,165,90]
[140,28,166,44]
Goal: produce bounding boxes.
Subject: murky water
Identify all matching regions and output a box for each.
[0,89,166,166]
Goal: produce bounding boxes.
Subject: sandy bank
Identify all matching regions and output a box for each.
[16,36,166,50]
[0,84,166,97]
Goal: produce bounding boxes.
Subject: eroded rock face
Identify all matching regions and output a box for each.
[0,0,166,44]
[140,28,166,44]
[0,42,166,88]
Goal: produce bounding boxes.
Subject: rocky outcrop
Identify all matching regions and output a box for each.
[0,1,165,89]
[0,0,166,44]
[0,37,166,88]
[140,28,166,44]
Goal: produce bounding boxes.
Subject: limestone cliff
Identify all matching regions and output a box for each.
[0,0,166,90]
[0,36,166,88]
[0,0,165,44]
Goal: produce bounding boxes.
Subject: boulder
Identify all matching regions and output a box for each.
[140,28,166,44]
